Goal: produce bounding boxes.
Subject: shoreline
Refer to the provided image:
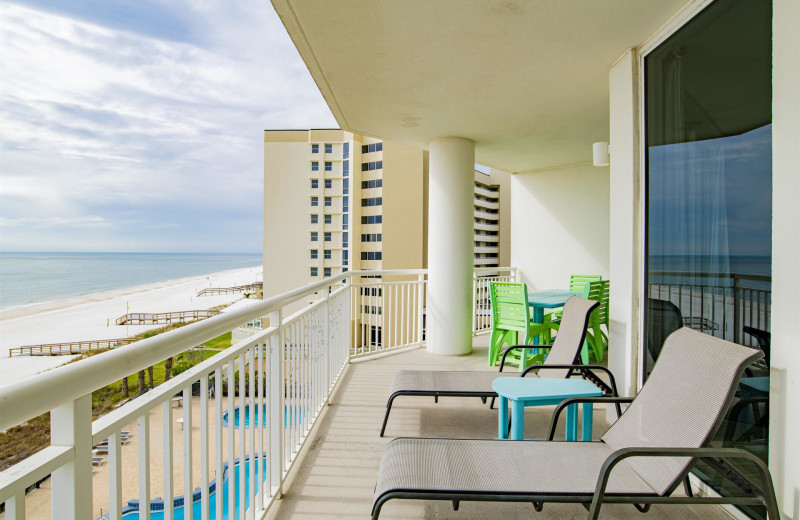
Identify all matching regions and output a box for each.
[0,265,262,387]
[0,264,262,319]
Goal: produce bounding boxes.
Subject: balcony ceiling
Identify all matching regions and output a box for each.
[271,0,688,173]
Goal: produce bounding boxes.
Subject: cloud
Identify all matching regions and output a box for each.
[0,1,336,252]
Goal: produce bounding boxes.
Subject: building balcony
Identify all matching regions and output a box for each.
[474,198,500,211]
[0,268,753,520]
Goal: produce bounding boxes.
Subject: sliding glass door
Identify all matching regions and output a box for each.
[644,0,771,517]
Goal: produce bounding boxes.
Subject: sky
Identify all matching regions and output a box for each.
[0,0,337,253]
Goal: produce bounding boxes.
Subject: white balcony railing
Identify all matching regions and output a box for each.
[0,267,516,520]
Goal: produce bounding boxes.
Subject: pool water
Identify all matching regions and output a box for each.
[222,404,302,428]
[120,457,267,520]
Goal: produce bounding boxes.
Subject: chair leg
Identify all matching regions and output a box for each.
[379,395,398,437]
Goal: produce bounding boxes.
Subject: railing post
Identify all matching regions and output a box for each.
[733,275,741,344]
[269,309,284,499]
[50,394,92,520]
[472,271,478,335]
[417,274,425,346]
[323,285,331,395]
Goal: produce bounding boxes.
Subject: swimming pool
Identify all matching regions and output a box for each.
[116,456,267,520]
[221,404,302,429]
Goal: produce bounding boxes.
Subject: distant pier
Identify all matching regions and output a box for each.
[197,282,262,296]
[115,310,220,325]
[9,338,138,357]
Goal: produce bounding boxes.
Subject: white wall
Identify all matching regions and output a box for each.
[510,163,610,291]
[770,0,800,515]
[607,49,640,398]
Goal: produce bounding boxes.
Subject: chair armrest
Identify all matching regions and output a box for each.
[498,344,549,372]
[547,396,633,440]
[522,364,620,400]
[588,446,780,520]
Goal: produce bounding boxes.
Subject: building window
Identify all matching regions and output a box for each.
[324,179,332,189]
[343,195,349,212]
[361,233,382,242]
[361,162,368,172]
[361,197,382,207]
[310,232,318,242]
[342,250,348,265]
[361,215,382,224]
[343,142,349,158]
[310,267,318,276]
[324,214,332,224]
[325,161,332,171]
[325,143,333,154]
[342,214,348,230]
[311,161,319,171]
[310,214,318,224]
[310,196,319,207]
[361,142,383,154]
[361,161,383,171]
[324,232,332,242]
[361,179,382,189]
[343,160,349,177]
[360,251,382,261]
[311,144,319,153]
[360,287,383,297]
[310,179,318,189]
[343,178,349,194]
[343,231,348,247]
[310,249,318,259]
[324,267,332,277]
[324,249,332,260]
[324,196,332,207]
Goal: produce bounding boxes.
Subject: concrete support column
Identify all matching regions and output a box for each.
[427,137,475,355]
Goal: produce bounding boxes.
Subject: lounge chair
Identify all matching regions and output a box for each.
[380,297,616,436]
[371,328,780,519]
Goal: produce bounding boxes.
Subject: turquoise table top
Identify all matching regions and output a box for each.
[527,289,582,308]
[492,377,603,401]
[741,376,769,393]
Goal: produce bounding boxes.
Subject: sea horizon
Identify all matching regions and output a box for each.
[0,251,262,311]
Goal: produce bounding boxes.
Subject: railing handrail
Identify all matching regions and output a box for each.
[0,269,431,431]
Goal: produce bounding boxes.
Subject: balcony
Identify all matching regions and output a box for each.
[0,267,744,520]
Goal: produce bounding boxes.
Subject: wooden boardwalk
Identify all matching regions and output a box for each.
[9,338,138,357]
[115,309,219,325]
[196,282,262,296]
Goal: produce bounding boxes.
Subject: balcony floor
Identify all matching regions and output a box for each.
[265,335,736,520]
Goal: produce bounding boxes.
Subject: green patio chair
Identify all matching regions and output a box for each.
[583,280,608,363]
[547,280,605,364]
[543,274,603,335]
[488,281,545,370]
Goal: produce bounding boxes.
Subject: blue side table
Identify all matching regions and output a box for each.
[492,377,603,441]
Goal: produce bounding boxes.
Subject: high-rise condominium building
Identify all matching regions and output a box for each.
[263,130,426,303]
[473,169,510,269]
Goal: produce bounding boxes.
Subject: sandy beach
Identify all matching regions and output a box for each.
[0,266,262,388]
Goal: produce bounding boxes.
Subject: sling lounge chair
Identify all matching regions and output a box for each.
[371,328,780,519]
[381,297,616,436]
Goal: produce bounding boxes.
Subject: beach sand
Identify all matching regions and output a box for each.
[0,266,262,388]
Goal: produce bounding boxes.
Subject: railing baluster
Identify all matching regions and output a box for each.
[214,367,223,520]
[227,361,235,520]
[248,348,256,520]
[109,430,122,520]
[162,401,173,520]
[269,309,284,498]
[138,413,150,520]
[200,375,209,520]
[238,354,246,519]
[183,385,193,520]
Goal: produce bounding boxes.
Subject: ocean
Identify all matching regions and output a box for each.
[0,252,262,310]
